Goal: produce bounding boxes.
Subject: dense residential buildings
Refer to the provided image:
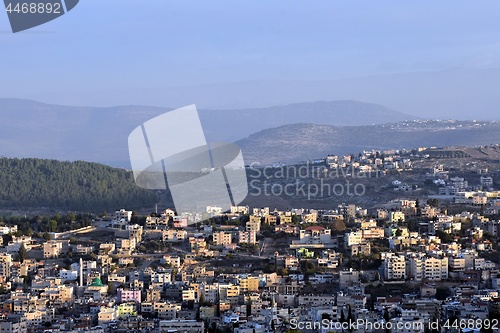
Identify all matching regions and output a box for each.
[2,146,500,332]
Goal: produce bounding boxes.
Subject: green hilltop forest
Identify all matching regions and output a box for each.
[0,158,157,211]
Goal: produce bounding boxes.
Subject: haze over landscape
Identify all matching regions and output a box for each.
[1,97,500,168]
[4,4,500,332]
[2,1,500,118]
[2,1,500,166]
[2,1,500,170]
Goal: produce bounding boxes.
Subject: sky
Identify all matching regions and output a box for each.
[1,1,500,118]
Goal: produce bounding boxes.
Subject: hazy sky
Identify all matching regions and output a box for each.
[1,1,500,117]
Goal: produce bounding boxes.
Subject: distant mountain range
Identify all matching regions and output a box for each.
[24,68,500,120]
[3,98,500,168]
[0,98,417,167]
[199,100,417,142]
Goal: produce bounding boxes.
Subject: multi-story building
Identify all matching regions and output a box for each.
[145,215,170,229]
[0,315,27,333]
[0,253,13,279]
[150,271,172,285]
[481,176,494,187]
[383,254,406,280]
[43,240,70,258]
[218,284,240,304]
[350,242,371,256]
[345,230,363,246]
[448,257,466,271]
[238,231,257,244]
[163,229,187,242]
[199,283,218,304]
[230,205,249,214]
[213,231,232,246]
[239,276,259,293]
[181,288,196,302]
[279,215,293,224]
[162,255,181,268]
[153,302,181,319]
[482,220,500,237]
[389,211,405,223]
[206,206,223,215]
[274,224,299,235]
[159,320,204,333]
[361,227,385,239]
[173,216,188,228]
[252,207,270,216]
[407,254,448,281]
[117,288,142,303]
[126,224,143,243]
[116,238,136,253]
[290,226,333,249]
[189,236,206,251]
[246,216,262,233]
[339,269,360,290]
[115,209,133,222]
[264,214,277,225]
[98,307,118,325]
[0,226,17,235]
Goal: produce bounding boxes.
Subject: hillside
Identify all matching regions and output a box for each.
[199,100,417,142]
[238,120,500,165]
[0,158,157,212]
[0,98,417,167]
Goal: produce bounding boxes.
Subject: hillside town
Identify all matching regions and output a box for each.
[2,146,500,333]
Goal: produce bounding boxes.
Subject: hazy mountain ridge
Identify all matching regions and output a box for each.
[238,120,500,165]
[199,100,417,142]
[0,98,417,167]
[29,68,500,120]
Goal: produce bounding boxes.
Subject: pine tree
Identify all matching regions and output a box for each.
[18,244,27,263]
[336,306,343,322]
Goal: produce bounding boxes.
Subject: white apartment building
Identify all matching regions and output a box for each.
[163,229,187,242]
[98,307,117,325]
[290,226,333,249]
[253,207,270,216]
[115,209,133,222]
[162,255,181,268]
[206,206,223,215]
[159,320,204,333]
[231,205,249,214]
[345,230,363,246]
[383,254,407,280]
[361,227,385,239]
[408,254,448,281]
[238,230,257,244]
[150,271,172,284]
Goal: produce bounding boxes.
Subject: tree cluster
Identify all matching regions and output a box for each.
[0,158,156,211]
